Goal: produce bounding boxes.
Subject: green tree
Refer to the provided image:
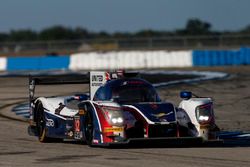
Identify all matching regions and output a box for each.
[112,32,131,38]
[9,29,38,41]
[240,25,250,34]
[39,26,76,40]
[135,29,158,37]
[73,27,90,39]
[0,33,9,42]
[97,31,111,38]
[176,18,212,35]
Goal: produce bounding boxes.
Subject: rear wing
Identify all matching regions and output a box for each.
[28,72,108,104]
[29,75,90,103]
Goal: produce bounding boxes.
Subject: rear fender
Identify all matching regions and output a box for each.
[33,98,53,123]
[32,98,68,139]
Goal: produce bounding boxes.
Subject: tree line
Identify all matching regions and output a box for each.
[1,18,250,42]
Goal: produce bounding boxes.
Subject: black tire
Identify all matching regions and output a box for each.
[36,102,50,142]
[84,111,94,146]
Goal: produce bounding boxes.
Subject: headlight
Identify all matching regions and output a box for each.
[111,117,123,124]
[198,115,209,121]
[101,106,124,126]
[196,103,213,124]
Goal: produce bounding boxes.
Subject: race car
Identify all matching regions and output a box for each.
[28,71,219,146]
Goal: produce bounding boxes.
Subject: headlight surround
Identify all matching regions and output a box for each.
[195,103,213,125]
[101,106,124,126]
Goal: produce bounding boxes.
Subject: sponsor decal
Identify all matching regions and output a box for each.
[68,131,74,137]
[152,112,173,122]
[92,75,103,82]
[78,109,86,115]
[91,75,103,86]
[74,131,83,139]
[66,117,74,121]
[122,81,128,85]
[104,127,124,133]
[152,112,173,118]
[92,83,103,86]
[74,118,80,132]
[45,117,54,127]
[152,111,173,118]
[66,124,73,130]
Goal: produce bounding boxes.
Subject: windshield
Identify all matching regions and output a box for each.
[111,85,161,104]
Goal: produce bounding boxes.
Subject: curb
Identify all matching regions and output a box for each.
[0,101,28,123]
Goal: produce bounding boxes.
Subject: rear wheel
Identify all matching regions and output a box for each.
[84,111,94,145]
[36,102,50,142]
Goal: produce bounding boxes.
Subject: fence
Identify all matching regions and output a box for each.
[1,35,250,56]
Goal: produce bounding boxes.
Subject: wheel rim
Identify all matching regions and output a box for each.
[36,104,46,139]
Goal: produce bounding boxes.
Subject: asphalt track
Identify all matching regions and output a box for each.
[0,67,250,167]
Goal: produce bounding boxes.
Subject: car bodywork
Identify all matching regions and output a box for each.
[28,71,219,146]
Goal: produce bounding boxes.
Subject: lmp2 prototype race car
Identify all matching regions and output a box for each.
[28,71,219,146]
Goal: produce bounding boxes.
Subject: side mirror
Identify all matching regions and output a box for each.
[180,91,192,100]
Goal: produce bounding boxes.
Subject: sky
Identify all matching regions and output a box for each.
[0,0,250,33]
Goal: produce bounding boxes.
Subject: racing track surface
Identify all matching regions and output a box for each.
[0,67,250,167]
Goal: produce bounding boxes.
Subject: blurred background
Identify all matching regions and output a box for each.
[1,0,250,55]
[0,0,250,70]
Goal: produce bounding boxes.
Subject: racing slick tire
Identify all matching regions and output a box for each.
[36,102,51,142]
[84,111,94,146]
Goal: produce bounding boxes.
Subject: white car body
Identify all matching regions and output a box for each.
[178,97,215,140]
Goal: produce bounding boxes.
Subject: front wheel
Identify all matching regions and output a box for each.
[84,111,94,146]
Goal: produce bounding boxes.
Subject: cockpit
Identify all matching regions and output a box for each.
[94,79,161,104]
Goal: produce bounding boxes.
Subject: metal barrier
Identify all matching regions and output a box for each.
[1,35,250,56]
